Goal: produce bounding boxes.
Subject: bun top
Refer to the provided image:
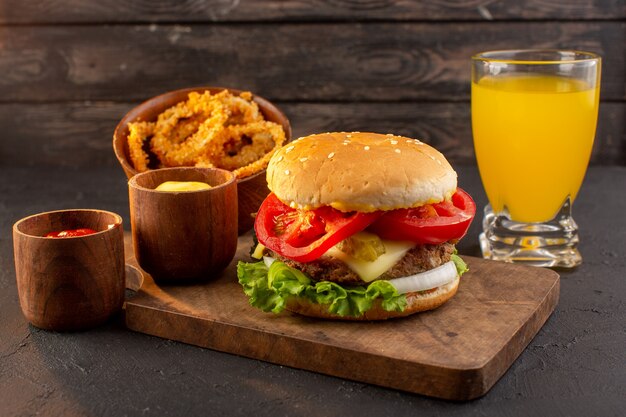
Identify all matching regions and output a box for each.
[266,132,457,212]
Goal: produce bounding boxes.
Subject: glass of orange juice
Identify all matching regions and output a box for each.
[471,50,601,267]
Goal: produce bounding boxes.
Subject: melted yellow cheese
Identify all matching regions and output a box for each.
[326,239,415,282]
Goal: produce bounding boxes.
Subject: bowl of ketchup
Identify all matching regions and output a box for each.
[13,209,125,331]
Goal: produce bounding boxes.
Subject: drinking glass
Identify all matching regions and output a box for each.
[471,50,601,267]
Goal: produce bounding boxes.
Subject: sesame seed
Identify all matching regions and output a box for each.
[289,202,296,208]
[284,169,290,175]
[346,134,352,138]
[390,140,398,145]
[276,155,284,162]
[327,152,335,159]
[364,146,370,151]
[395,148,401,154]
[285,145,295,153]
[386,133,393,136]
[299,157,308,162]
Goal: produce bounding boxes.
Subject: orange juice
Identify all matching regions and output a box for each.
[472,74,599,223]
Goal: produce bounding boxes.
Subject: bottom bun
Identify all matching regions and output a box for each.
[286,274,460,321]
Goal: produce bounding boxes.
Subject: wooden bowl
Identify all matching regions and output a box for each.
[113,86,292,235]
[128,167,238,283]
[13,209,125,331]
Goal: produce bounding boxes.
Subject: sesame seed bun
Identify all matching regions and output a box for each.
[266,132,457,212]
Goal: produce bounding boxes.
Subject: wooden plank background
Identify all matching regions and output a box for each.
[0,1,623,167]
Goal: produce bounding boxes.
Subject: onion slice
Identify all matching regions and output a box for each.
[387,261,458,294]
[263,256,276,268]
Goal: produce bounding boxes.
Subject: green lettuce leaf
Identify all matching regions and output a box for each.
[451,253,469,276]
[237,253,469,318]
[237,260,407,317]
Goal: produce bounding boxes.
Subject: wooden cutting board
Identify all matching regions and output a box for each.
[124,233,559,400]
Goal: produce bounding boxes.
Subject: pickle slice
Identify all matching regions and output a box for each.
[336,231,386,262]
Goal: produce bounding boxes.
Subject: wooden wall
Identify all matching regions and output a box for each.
[0,0,623,168]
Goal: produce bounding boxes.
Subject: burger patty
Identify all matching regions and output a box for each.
[269,242,455,285]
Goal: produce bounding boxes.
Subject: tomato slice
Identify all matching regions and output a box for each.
[368,188,476,244]
[255,193,382,263]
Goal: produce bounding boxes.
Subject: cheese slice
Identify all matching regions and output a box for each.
[325,239,415,282]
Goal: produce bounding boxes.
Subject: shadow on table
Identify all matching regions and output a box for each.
[27,310,496,415]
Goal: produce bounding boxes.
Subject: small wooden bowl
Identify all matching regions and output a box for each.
[128,167,238,283]
[13,209,125,331]
[113,86,292,235]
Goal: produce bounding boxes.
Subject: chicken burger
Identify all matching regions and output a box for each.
[237,132,475,320]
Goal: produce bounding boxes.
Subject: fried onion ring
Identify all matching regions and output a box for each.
[215,90,263,126]
[204,120,286,177]
[150,92,220,166]
[126,89,286,179]
[152,100,228,167]
[127,121,155,172]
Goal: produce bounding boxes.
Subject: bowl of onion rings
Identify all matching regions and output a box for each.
[113,86,292,234]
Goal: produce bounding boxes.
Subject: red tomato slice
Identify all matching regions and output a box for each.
[368,188,476,244]
[255,193,382,263]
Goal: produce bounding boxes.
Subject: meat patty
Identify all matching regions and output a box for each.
[269,242,455,285]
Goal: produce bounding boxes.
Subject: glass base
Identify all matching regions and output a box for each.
[479,200,581,268]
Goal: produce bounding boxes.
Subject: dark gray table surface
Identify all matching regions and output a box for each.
[1,164,624,417]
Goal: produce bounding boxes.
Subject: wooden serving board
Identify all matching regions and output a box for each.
[124,234,559,400]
